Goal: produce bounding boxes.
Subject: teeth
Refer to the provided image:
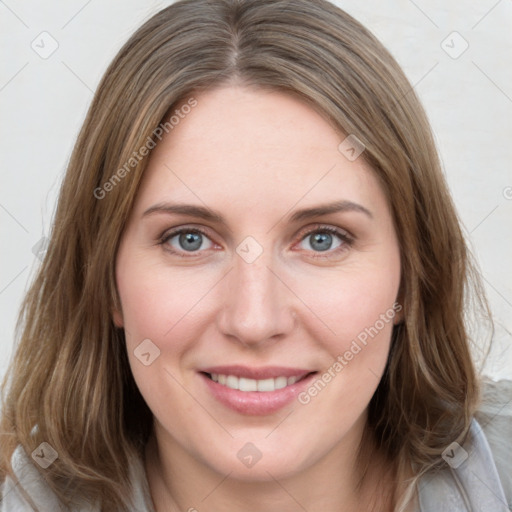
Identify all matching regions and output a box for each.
[257,378,275,392]
[274,376,288,389]
[208,373,302,392]
[239,377,258,392]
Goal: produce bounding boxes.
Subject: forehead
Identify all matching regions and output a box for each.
[132,85,386,219]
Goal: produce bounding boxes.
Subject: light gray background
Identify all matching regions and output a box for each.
[1,1,511,383]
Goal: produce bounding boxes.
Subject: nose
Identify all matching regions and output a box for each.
[216,249,297,347]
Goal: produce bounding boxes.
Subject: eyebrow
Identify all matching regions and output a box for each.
[142,200,373,224]
[288,200,373,222]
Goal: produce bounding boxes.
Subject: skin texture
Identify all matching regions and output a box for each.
[113,85,403,512]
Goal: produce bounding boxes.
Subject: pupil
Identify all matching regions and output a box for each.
[311,232,332,251]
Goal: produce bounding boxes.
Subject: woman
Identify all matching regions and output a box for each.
[1,0,510,511]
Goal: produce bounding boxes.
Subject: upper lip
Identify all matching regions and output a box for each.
[199,365,316,380]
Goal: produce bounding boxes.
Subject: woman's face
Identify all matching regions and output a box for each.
[114,85,402,481]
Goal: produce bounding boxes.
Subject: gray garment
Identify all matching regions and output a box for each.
[2,378,511,511]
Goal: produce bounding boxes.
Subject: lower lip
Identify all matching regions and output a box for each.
[199,372,317,415]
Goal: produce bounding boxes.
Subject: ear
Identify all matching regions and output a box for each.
[392,302,404,325]
[112,307,124,328]
[393,281,405,325]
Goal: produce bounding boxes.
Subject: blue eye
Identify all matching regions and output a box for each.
[297,226,352,256]
[161,228,214,255]
[302,231,340,252]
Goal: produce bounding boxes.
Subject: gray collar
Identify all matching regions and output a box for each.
[417,418,508,511]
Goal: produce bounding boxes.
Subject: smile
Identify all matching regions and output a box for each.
[198,366,318,415]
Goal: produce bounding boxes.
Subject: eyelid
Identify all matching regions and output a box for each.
[295,223,353,241]
[160,225,212,242]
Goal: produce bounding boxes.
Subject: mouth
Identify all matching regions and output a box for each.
[198,366,318,415]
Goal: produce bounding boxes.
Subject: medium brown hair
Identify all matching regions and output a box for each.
[0,0,491,510]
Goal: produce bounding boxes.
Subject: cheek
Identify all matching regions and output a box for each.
[116,258,221,351]
[115,260,219,415]
[287,256,401,408]
[292,266,399,427]
[293,262,400,349]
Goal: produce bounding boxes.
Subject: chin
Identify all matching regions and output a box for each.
[199,440,312,482]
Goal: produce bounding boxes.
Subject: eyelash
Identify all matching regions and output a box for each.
[158,224,354,259]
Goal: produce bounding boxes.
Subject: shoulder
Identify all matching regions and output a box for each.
[1,444,153,512]
[474,377,512,504]
[417,377,512,512]
[1,444,63,511]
